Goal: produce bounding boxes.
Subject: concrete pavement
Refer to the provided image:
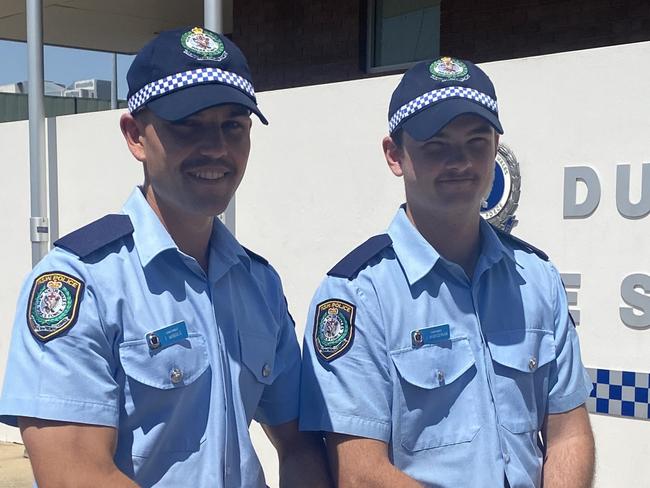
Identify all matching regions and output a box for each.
[0,443,33,487]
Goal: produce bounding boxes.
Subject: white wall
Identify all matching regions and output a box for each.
[0,120,32,443]
[1,41,649,486]
[54,109,142,234]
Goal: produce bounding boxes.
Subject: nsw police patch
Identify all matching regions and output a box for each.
[314,299,355,361]
[27,271,84,342]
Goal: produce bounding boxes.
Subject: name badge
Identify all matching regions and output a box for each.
[146,321,189,350]
[411,324,450,347]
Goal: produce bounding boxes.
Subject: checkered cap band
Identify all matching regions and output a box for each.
[388,86,498,134]
[128,67,256,113]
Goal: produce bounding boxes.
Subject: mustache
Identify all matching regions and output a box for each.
[436,170,476,181]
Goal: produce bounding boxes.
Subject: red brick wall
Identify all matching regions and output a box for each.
[232,0,363,91]
[233,1,650,91]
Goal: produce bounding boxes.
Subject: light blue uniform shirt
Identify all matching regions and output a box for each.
[300,207,592,488]
[0,188,301,487]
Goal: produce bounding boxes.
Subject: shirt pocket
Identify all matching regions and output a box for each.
[238,330,279,420]
[119,333,211,454]
[487,329,556,434]
[390,337,481,452]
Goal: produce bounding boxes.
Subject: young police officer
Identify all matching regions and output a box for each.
[300,58,595,487]
[0,27,331,487]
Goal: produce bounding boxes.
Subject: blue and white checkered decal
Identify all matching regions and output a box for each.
[586,367,650,420]
[128,67,256,113]
[388,86,498,134]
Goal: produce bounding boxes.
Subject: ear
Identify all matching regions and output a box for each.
[494,132,500,155]
[120,112,147,163]
[382,136,404,177]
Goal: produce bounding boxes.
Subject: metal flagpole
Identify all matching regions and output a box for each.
[204,0,236,235]
[26,0,49,266]
[204,0,223,32]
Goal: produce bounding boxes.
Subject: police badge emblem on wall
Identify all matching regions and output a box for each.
[481,143,521,233]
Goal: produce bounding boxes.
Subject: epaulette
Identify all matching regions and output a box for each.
[490,224,549,261]
[328,234,393,279]
[243,247,269,266]
[54,214,134,258]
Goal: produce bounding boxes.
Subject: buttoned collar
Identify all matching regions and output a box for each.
[121,188,250,274]
[387,205,515,286]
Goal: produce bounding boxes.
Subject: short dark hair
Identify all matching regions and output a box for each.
[131,107,150,122]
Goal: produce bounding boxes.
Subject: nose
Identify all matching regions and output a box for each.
[198,126,228,159]
[444,144,472,170]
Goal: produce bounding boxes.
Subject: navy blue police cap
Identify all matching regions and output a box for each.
[388,57,503,141]
[127,26,268,124]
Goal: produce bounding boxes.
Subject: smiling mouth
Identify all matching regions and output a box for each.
[186,169,228,181]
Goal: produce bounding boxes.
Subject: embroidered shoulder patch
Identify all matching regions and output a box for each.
[27,271,84,342]
[314,299,356,361]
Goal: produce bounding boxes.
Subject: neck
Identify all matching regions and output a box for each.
[143,187,213,271]
[406,204,482,279]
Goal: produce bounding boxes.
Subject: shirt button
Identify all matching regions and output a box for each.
[436,369,445,385]
[262,364,272,378]
[170,367,183,384]
[504,452,510,463]
[528,357,538,371]
[146,333,160,350]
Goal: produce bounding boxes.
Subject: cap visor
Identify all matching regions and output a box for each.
[145,83,268,124]
[401,99,503,141]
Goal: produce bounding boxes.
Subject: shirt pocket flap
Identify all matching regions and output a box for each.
[391,338,475,389]
[239,331,277,385]
[487,329,556,372]
[119,333,210,390]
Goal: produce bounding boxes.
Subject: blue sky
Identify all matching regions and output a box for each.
[0,39,134,99]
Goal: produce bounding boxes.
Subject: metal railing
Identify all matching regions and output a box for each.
[0,93,128,123]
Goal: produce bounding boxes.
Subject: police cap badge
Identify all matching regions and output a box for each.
[429,57,470,82]
[180,26,227,61]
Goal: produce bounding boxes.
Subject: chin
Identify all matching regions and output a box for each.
[191,196,233,217]
[206,205,230,217]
